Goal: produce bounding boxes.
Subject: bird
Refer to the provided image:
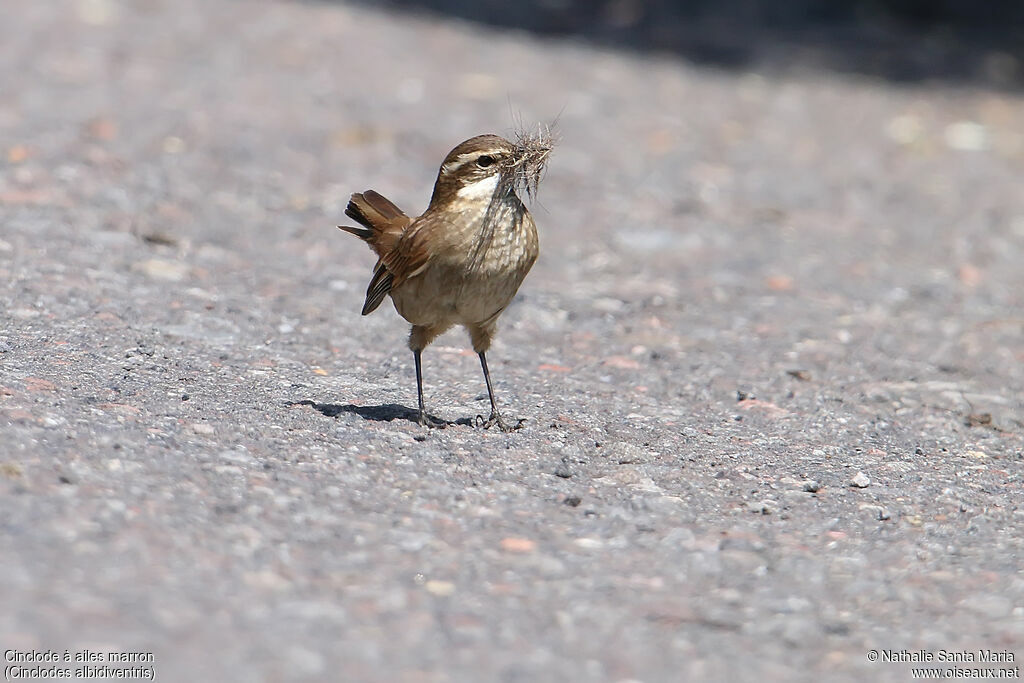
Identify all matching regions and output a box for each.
[338,132,552,431]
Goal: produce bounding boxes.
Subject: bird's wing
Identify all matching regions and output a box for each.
[359,220,436,315]
[379,216,440,290]
[361,261,394,315]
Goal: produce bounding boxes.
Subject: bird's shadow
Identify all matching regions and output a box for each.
[288,400,473,427]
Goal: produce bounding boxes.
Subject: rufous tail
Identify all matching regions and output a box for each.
[337,190,411,315]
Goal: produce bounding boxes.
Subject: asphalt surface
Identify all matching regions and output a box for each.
[3,1,1024,682]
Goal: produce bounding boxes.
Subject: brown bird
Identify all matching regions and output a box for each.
[338,132,552,431]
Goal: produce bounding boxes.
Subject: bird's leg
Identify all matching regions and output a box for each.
[414,349,446,428]
[477,351,524,432]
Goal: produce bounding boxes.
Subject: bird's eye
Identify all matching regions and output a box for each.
[476,155,495,168]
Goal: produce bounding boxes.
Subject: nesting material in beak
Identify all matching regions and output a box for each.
[509,123,556,201]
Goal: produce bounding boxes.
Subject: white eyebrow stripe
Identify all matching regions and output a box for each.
[443,155,475,174]
[442,149,506,175]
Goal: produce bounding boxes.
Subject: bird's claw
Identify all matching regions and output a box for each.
[417,411,448,429]
[476,412,524,433]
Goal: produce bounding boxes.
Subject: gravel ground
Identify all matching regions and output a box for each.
[2,1,1024,682]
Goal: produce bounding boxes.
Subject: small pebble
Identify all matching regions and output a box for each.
[944,121,988,152]
[500,537,536,553]
[135,258,190,282]
[747,500,775,515]
[850,472,871,488]
[885,114,923,145]
[424,580,455,597]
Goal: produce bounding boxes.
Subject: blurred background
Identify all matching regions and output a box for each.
[341,0,1024,87]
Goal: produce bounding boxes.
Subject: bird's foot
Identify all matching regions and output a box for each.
[417,410,448,429]
[475,411,525,432]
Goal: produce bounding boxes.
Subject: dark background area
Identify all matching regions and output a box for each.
[342,0,1024,87]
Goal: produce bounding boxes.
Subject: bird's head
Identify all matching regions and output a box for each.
[428,129,554,210]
